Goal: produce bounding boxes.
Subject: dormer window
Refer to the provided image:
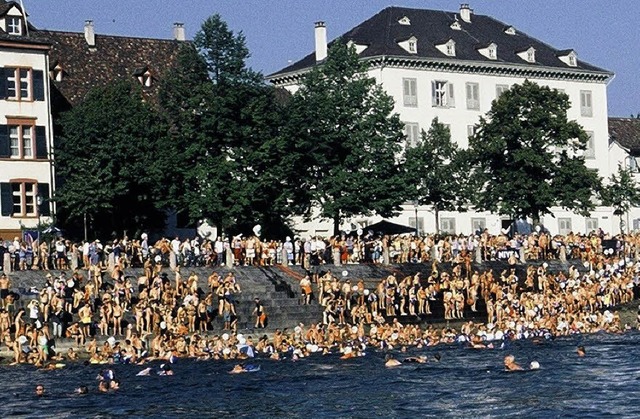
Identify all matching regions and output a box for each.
[517,47,536,63]
[450,16,462,30]
[398,36,418,54]
[478,43,497,60]
[436,39,456,57]
[346,40,368,55]
[504,26,516,35]
[50,64,64,82]
[398,16,411,26]
[558,50,578,67]
[133,67,152,87]
[6,16,22,36]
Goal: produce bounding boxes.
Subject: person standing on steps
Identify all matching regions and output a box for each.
[253,298,267,329]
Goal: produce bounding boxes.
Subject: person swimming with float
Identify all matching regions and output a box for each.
[504,355,540,371]
[229,363,260,373]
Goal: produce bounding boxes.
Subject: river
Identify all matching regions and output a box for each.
[3,331,640,418]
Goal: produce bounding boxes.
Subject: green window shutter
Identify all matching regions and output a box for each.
[33,70,45,101]
[38,183,50,216]
[35,126,47,159]
[1,183,12,216]
[0,125,9,158]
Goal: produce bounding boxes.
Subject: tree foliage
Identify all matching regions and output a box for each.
[281,42,410,234]
[600,164,640,215]
[55,81,169,238]
[159,15,287,235]
[467,80,601,220]
[404,118,467,232]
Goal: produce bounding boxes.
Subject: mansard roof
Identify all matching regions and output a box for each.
[609,117,640,155]
[269,6,612,80]
[33,30,184,107]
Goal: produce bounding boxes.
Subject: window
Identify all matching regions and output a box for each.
[569,56,576,66]
[558,218,572,235]
[404,122,420,148]
[440,218,456,235]
[471,218,486,233]
[626,156,639,172]
[488,46,496,59]
[408,217,424,235]
[634,219,640,232]
[580,90,593,117]
[432,80,454,108]
[446,43,454,56]
[466,82,479,110]
[527,49,535,62]
[403,78,418,107]
[9,125,32,158]
[585,218,598,233]
[0,123,47,159]
[467,125,477,138]
[496,84,509,98]
[0,181,49,217]
[408,40,416,53]
[584,131,595,159]
[0,67,44,101]
[6,17,21,36]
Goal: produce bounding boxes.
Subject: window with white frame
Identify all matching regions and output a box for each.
[432,80,455,108]
[495,84,509,99]
[584,131,595,159]
[11,181,36,216]
[404,122,420,148]
[558,218,572,235]
[633,219,640,232]
[471,218,486,233]
[403,78,418,107]
[580,90,593,117]
[440,218,456,234]
[5,68,31,101]
[6,17,22,36]
[8,124,33,158]
[466,82,479,110]
[408,40,416,53]
[408,217,424,235]
[626,156,639,172]
[467,125,477,138]
[585,217,598,233]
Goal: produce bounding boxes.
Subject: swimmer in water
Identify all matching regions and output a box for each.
[98,381,109,393]
[403,356,428,364]
[385,354,402,367]
[137,367,153,376]
[230,364,246,374]
[35,384,45,397]
[75,386,89,395]
[577,346,586,357]
[504,355,523,371]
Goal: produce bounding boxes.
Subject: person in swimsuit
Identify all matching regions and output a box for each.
[504,355,523,371]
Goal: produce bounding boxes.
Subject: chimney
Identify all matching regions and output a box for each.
[459,4,472,23]
[173,22,185,41]
[314,21,327,62]
[84,20,95,47]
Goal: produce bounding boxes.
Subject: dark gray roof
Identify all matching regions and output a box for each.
[609,117,640,155]
[269,6,611,78]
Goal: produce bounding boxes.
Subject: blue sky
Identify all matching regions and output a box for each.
[23,0,639,117]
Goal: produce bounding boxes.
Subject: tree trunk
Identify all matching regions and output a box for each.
[333,213,341,237]
[434,207,440,235]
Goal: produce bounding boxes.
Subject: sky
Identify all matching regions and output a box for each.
[22,0,639,117]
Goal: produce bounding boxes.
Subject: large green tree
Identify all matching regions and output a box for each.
[55,80,169,238]
[159,15,287,236]
[467,80,601,221]
[404,118,468,233]
[282,42,410,235]
[600,164,640,231]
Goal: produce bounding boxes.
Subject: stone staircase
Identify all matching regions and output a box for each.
[2,259,586,331]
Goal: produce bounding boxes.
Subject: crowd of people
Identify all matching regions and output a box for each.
[0,227,634,274]
[0,227,638,370]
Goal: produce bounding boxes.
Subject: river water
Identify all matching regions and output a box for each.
[3,332,640,418]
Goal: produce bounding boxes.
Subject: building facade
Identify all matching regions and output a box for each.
[268,4,618,237]
[0,2,53,240]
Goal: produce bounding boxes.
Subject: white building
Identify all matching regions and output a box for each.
[268,4,618,237]
[0,1,53,240]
